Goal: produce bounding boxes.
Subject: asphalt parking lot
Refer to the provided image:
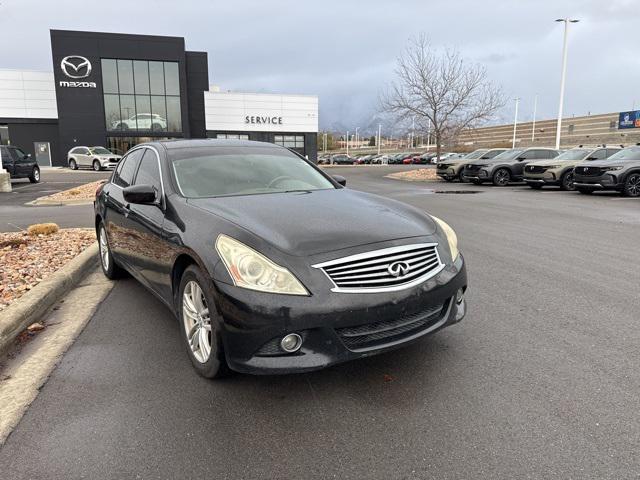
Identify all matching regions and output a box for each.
[1,166,639,479]
[0,168,110,232]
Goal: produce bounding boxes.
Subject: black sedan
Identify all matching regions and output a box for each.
[94,140,468,378]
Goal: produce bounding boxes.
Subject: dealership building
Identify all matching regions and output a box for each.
[0,29,318,167]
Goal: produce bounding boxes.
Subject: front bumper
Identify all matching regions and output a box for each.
[573,174,622,190]
[214,255,468,374]
[524,172,559,185]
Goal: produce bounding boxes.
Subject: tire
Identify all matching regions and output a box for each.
[93,160,102,171]
[28,166,40,183]
[152,122,162,131]
[560,171,575,191]
[69,159,78,170]
[577,188,594,195]
[492,168,511,186]
[97,222,126,280]
[178,265,230,379]
[528,183,543,190]
[622,173,640,197]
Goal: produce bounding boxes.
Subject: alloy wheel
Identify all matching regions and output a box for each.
[33,169,40,181]
[494,169,510,186]
[563,172,575,191]
[99,227,109,271]
[182,280,212,364]
[93,161,101,171]
[625,174,640,197]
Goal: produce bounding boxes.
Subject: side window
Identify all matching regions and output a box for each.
[590,149,607,160]
[75,147,88,155]
[547,150,559,159]
[113,149,144,188]
[133,150,162,195]
[0,146,10,164]
[10,147,27,161]
[521,150,535,159]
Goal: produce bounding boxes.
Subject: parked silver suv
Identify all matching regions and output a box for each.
[67,146,122,171]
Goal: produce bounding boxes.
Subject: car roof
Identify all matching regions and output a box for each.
[153,139,283,150]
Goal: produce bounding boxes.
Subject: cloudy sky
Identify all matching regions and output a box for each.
[1,0,638,133]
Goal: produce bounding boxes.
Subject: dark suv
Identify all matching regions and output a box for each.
[573,145,640,197]
[0,145,40,183]
[463,147,559,186]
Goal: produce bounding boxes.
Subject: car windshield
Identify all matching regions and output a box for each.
[90,147,112,155]
[491,149,524,161]
[170,146,336,198]
[605,146,640,161]
[553,149,591,161]
[465,150,488,159]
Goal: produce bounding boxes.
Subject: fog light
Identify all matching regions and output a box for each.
[280,333,302,353]
[456,288,464,304]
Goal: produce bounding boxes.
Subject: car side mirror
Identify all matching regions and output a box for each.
[25,153,32,159]
[123,184,158,205]
[332,175,347,187]
[517,156,526,161]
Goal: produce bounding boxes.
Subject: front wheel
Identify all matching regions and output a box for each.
[69,159,78,170]
[178,265,230,379]
[623,173,640,197]
[560,171,575,191]
[93,160,102,171]
[28,166,40,183]
[492,168,511,186]
[98,223,126,280]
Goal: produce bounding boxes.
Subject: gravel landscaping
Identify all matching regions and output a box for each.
[0,227,96,312]
[385,168,440,182]
[40,180,104,203]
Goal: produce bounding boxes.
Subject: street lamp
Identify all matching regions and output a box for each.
[554,18,580,150]
[531,95,538,142]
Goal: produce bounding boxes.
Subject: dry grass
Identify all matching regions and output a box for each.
[27,223,59,236]
[42,180,104,202]
[385,168,441,182]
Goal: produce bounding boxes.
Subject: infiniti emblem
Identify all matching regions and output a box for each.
[387,261,410,278]
[60,56,92,79]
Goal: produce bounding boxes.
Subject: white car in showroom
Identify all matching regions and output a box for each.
[67,146,122,171]
[111,113,167,131]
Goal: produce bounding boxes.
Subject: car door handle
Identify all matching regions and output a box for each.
[123,204,131,217]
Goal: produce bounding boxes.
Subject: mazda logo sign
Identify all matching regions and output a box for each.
[60,56,92,79]
[387,261,410,278]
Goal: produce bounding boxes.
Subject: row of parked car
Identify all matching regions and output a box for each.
[435,145,640,197]
[318,151,461,165]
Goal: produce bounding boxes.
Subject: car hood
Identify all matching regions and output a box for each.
[96,154,121,159]
[527,159,575,167]
[577,159,635,168]
[188,188,437,257]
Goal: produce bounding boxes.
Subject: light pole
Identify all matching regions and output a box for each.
[377,124,381,155]
[512,97,520,148]
[531,95,538,143]
[355,127,359,149]
[427,119,431,150]
[346,131,349,156]
[555,18,580,150]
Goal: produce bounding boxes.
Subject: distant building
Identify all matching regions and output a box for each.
[456,111,640,149]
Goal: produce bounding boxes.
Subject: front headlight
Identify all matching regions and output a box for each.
[604,166,623,171]
[215,234,308,296]
[431,216,459,261]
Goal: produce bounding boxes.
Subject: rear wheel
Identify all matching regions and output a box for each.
[28,166,40,183]
[623,173,640,197]
[69,159,78,170]
[560,171,575,191]
[93,160,102,171]
[178,265,230,379]
[492,168,511,186]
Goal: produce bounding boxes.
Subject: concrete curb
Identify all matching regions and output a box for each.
[0,243,99,356]
[27,197,93,206]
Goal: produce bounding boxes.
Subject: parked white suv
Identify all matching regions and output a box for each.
[67,146,122,171]
[111,114,167,131]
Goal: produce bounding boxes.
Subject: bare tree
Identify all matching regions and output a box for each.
[381,34,504,159]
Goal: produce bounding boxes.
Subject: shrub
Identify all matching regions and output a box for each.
[27,223,59,236]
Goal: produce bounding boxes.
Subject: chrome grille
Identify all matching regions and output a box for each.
[464,164,481,172]
[313,243,444,293]
[575,166,600,176]
[526,165,548,173]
